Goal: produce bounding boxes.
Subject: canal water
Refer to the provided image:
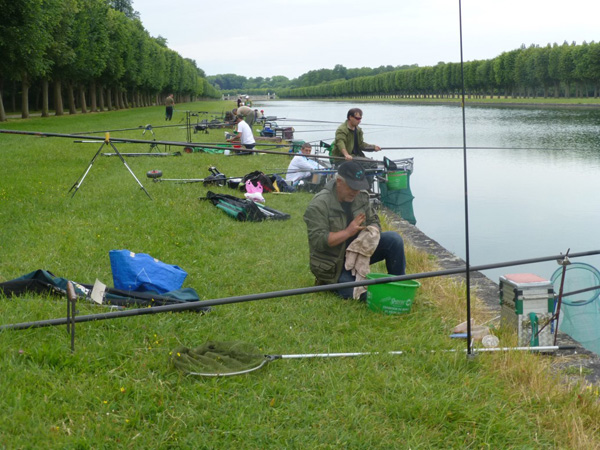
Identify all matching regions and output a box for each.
[256,100,600,285]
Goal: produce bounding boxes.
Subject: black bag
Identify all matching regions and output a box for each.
[203,166,227,187]
[241,171,275,193]
[203,191,290,221]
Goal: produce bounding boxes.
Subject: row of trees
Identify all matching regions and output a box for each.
[207,74,291,91]
[277,42,600,99]
[0,0,219,122]
[293,64,418,88]
[207,64,420,94]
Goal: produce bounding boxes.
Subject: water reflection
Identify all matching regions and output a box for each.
[256,101,600,284]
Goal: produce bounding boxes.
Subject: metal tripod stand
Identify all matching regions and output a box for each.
[69,133,152,199]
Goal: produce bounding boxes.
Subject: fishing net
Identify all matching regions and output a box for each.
[555,263,600,355]
[171,341,270,376]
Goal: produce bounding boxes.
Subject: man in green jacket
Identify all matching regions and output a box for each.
[303,161,406,299]
[332,108,381,161]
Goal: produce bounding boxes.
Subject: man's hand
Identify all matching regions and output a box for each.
[327,213,366,247]
[347,213,366,235]
[344,153,353,161]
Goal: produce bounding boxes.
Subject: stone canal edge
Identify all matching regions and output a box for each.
[385,210,600,386]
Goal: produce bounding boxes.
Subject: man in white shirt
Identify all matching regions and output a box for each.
[227,114,256,154]
[286,143,322,185]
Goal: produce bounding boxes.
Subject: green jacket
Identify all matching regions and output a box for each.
[303,180,380,285]
[332,122,374,158]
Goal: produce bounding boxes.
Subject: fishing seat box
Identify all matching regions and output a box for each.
[499,273,555,348]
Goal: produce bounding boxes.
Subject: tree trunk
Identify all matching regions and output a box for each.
[119,89,126,109]
[67,83,76,114]
[0,80,6,122]
[21,75,30,119]
[98,83,105,111]
[79,84,87,113]
[106,86,113,110]
[54,80,64,116]
[113,87,120,110]
[41,79,49,117]
[11,80,16,112]
[90,80,97,112]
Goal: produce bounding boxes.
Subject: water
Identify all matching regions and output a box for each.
[255,100,600,285]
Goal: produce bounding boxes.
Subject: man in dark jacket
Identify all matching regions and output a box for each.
[303,161,406,299]
[332,108,381,160]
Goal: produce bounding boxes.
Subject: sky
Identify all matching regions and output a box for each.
[134,0,600,80]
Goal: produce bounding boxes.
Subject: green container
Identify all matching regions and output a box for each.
[366,273,420,314]
[387,171,408,190]
[290,140,305,153]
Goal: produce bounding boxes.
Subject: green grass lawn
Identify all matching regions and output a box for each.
[1,101,599,448]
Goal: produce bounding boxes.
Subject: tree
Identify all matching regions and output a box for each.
[558,42,576,97]
[107,0,139,19]
[0,0,58,119]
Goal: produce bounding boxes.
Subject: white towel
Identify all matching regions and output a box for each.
[345,225,380,299]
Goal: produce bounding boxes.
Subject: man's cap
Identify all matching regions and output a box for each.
[338,161,369,191]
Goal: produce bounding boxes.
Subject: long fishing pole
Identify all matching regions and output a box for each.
[0,129,360,163]
[2,249,599,331]
[149,166,380,184]
[379,145,569,151]
[276,117,421,129]
[185,141,293,148]
[72,123,190,135]
[457,0,474,356]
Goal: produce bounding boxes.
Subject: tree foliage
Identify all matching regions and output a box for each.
[274,42,600,100]
[0,0,219,120]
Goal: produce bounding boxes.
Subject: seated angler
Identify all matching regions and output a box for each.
[285,142,324,188]
[303,161,406,300]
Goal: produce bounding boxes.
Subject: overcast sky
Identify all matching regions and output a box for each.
[134,0,599,79]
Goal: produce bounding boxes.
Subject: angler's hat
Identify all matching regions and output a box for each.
[337,161,369,191]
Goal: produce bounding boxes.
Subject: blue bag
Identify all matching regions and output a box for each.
[109,250,187,294]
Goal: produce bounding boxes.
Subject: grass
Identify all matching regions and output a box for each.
[1,101,600,448]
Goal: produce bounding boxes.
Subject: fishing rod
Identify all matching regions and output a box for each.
[457,0,473,355]
[379,146,568,151]
[0,129,363,164]
[2,249,599,332]
[185,141,292,148]
[276,117,421,129]
[71,123,188,135]
[147,166,370,184]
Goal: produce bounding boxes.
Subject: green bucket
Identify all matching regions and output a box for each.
[366,273,420,314]
[387,171,408,190]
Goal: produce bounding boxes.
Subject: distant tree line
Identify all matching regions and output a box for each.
[276,42,600,100]
[207,64,418,94]
[0,0,219,122]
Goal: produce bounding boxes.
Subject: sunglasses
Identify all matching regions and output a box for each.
[353,116,362,120]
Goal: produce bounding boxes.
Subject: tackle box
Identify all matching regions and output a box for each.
[499,273,555,347]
